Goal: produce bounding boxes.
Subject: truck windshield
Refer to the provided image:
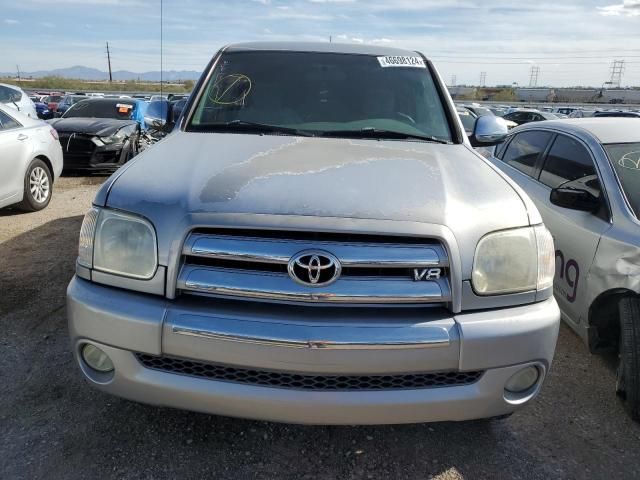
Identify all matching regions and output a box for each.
[605,143,640,219]
[187,51,453,142]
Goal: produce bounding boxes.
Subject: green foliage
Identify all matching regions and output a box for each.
[1,75,192,94]
[491,89,518,102]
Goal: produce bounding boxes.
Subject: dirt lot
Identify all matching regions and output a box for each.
[1,176,640,480]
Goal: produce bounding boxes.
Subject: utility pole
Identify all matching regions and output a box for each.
[450,75,456,87]
[16,65,21,86]
[106,41,113,83]
[329,35,332,43]
[479,71,486,87]
[609,59,625,88]
[529,65,540,87]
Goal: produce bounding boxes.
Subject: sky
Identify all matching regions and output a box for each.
[1,0,639,87]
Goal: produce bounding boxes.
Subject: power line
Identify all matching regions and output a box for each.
[160,0,163,99]
[435,60,640,65]
[430,55,640,60]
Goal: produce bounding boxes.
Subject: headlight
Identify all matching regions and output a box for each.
[77,207,158,279]
[94,134,124,145]
[472,225,554,295]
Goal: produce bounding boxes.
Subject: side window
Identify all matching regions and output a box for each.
[539,135,598,190]
[501,130,553,177]
[494,135,512,159]
[0,110,21,130]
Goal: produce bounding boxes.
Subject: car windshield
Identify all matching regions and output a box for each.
[188,51,452,142]
[63,100,135,120]
[473,107,494,117]
[604,143,640,219]
[457,111,476,133]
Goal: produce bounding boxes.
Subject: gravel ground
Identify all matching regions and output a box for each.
[1,176,640,480]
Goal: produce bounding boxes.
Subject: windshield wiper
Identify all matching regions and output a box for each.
[322,128,451,144]
[195,120,313,137]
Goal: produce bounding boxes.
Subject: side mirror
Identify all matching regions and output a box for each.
[550,187,600,212]
[469,115,508,147]
[170,103,185,125]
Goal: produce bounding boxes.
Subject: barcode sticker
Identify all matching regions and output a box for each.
[377,56,426,68]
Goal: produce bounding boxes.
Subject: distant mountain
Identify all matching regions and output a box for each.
[0,65,201,82]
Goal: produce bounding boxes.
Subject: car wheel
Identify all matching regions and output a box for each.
[17,159,52,212]
[616,297,640,420]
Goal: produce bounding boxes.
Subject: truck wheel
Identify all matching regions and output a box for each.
[17,159,52,212]
[616,297,640,420]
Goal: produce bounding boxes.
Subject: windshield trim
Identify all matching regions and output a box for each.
[182,48,462,144]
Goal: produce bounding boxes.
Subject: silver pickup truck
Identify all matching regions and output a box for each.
[67,42,560,424]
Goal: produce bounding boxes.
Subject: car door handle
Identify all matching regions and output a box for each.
[17,134,28,141]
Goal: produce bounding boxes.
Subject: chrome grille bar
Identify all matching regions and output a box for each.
[184,234,448,268]
[178,266,450,304]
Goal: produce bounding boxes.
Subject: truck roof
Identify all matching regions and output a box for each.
[225,41,421,58]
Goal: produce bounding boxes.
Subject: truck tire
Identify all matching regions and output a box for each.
[17,159,52,212]
[617,297,640,420]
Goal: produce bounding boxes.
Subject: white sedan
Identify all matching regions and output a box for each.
[0,104,63,211]
[0,83,38,119]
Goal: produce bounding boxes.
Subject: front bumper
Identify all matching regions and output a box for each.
[67,276,560,424]
[58,133,126,171]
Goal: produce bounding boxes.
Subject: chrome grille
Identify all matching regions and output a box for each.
[136,354,482,391]
[177,229,451,305]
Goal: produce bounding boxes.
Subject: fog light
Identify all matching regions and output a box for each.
[81,344,114,373]
[505,366,539,393]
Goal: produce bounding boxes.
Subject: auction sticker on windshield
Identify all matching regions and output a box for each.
[377,56,426,68]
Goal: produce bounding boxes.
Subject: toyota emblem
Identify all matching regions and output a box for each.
[288,250,341,287]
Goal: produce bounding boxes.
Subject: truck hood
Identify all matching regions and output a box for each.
[103,132,532,270]
[48,117,134,137]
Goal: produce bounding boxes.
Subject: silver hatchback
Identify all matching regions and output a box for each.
[488,118,640,419]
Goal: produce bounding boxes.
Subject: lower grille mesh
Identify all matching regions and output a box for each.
[136,354,483,391]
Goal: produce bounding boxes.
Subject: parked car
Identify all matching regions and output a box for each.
[55,95,87,117]
[504,110,558,125]
[460,104,494,118]
[67,42,559,425]
[0,104,62,211]
[42,94,65,113]
[0,83,38,119]
[553,107,578,116]
[593,111,640,118]
[48,98,144,171]
[29,97,53,120]
[456,106,477,135]
[568,110,596,119]
[488,118,640,419]
[143,97,188,141]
